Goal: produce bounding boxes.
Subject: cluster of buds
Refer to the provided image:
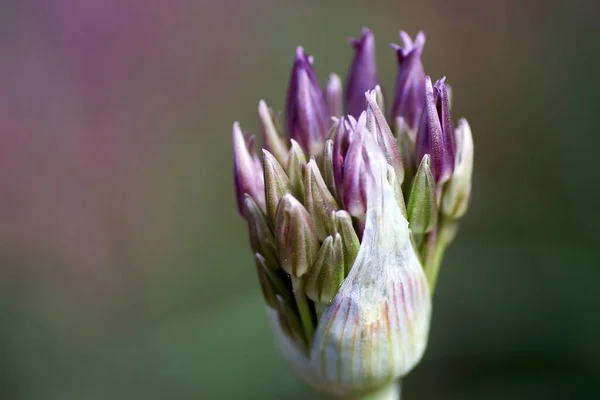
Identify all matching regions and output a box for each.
[233,28,473,397]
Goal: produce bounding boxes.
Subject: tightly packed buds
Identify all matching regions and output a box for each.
[232,28,474,397]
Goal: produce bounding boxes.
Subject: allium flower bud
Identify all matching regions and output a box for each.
[442,118,474,219]
[304,159,339,241]
[259,100,288,166]
[391,31,426,135]
[326,73,343,118]
[415,76,456,185]
[333,210,360,274]
[286,47,329,157]
[286,139,307,200]
[321,139,340,202]
[263,149,294,225]
[340,116,370,218]
[332,117,355,200]
[274,194,319,278]
[255,253,293,309]
[244,195,278,268]
[233,122,264,217]
[305,234,345,305]
[310,135,431,394]
[346,28,380,118]
[232,27,473,399]
[407,155,437,234]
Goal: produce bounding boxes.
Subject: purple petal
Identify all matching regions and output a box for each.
[345,28,380,118]
[285,47,329,156]
[391,31,426,134]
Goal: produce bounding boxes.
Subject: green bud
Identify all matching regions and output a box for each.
[259,100,288,166]
[407,154,437,234]
[334,210,360,275]
[275,295,307,350]
[321,139,340,202]
[386,163,407,219]
[287,139,307,200]
[244,195,278,268]
[305,234,345,304]
[304,159,339,241]
[255,253,279,308]
[442,118,473,219]
[395,117,416,190]
[263,149,294,225]
[274,194,319,277]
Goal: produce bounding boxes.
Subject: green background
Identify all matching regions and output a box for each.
[1,0,598,398]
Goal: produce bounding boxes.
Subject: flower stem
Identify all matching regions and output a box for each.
[291,277,315,348]
[425,216,456,291]
[340,381,401,400]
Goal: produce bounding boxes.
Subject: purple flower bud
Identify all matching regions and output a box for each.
[326,73,343,118]
[433,77,456,162]
[391,31,426,135]
[233,122,265,218]
[286,47,329,157]
[345,28,380,118]
[332,117,355,200]
[341,114,386,219]
[415,76,456,184]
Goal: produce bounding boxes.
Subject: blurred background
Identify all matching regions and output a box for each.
[1,0,599,398]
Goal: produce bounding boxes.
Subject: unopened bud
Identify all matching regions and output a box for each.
[407,154,437,234]
[263,149,294,225]
[322,139,340,202]
[286,47,329,157]
[341,121,368,218]
[287,139,307,200]
[244,195,278,268]
[442,118,473,219]
[310,144,431,393]
[259,100,288,166]
[274,194,319,277]
[305,234,345,304]
[304,159,339,241]
[391,31,426,134]
[346,28,380,118]
[334,210,360,274]
[233,122,265,217]
[415,76,455,184]
[326,73,343,118]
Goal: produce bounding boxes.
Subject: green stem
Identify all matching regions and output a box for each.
[291,277,315,348]
[425,233,447,292]
[425,216,456,291]
[339,381,401,400]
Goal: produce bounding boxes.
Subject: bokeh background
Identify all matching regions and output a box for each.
[1,0,599,398]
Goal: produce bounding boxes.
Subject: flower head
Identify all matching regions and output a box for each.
[232,28,474,397]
